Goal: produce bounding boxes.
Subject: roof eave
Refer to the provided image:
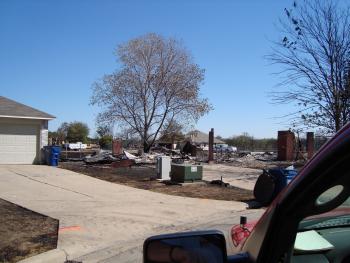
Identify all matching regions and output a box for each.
[0,115,56,120]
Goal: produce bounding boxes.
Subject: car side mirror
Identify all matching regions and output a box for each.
[143,230,228,263]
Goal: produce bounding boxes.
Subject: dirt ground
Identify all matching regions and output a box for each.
[59,162,254,202]
[0,199,58,263]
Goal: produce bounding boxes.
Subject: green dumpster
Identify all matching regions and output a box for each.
[171,164,203,183]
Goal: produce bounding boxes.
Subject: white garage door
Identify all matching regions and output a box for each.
[0,123,38,164]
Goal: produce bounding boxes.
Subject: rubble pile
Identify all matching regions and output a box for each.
[214,151,278,169]
[76,142,282,170]
[83,150,119,164]
[81,146,193,166]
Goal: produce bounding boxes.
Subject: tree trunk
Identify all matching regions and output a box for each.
[143,141,151,153]
[334,110,341,132]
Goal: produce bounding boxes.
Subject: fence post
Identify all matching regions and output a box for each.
[208,128,214,164]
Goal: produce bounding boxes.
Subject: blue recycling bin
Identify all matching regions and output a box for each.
[268,167,298,197]
[254,167,298,205]
[44,146,61,166]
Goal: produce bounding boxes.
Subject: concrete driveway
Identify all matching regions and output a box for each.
[203,164,261,190]
[0,165,263,263]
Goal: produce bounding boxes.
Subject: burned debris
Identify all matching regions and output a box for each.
[83,150,118,164]
[56,128,321,206]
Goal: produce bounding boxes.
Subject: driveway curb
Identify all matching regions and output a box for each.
[19,249,67,263]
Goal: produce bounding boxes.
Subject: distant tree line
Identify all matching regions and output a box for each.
[218,133,277,152]
[49,121,90,144]
[49,122,114,148]
[96,125,113,148]
[218,132,330,153]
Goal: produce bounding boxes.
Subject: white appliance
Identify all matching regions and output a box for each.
[156,156,171,180]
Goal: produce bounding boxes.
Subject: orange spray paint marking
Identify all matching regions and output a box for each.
[59,226,82,233]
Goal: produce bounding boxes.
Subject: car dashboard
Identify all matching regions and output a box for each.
[292,217,350,263]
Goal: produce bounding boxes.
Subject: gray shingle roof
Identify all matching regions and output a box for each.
[0,96,55,119]
[186,130,225,144]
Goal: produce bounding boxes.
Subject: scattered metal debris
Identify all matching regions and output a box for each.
[213,151,278,168]
[210,180,230,187]
[210,176,230,187]
[83,150,118,164]
[124,150,138,160]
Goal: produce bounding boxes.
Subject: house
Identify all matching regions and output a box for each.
[0,96,55,164]
[186,130,225,149]
[156,133,185,150]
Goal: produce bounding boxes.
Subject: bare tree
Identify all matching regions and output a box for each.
[91,33,211,152]
[268,0,350,134]
[159,120,185,144]
[57,122,69,142]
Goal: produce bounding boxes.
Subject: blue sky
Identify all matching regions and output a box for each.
[1,0,299,138]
